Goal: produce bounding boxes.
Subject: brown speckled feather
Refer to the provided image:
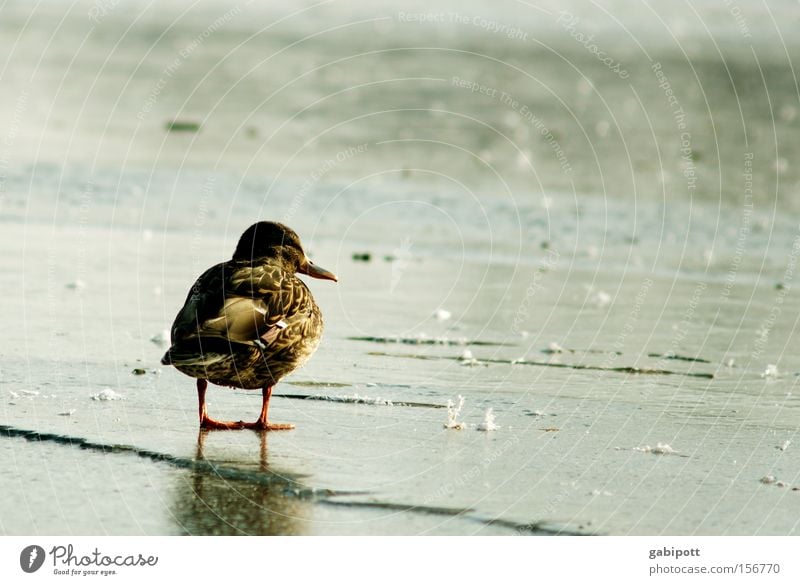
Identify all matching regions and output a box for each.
[162,258,324,389]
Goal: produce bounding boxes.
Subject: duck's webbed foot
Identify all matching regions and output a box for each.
[199,416,246,430]
[242,385,295,431]
[242,420,295,431]
[197,378,245,431]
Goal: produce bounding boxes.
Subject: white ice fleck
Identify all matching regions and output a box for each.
[20,390,39,397]
[433,308,452,321]
[634,442,676,455]
[762,364,779,378]
[91,388,124,401]
[724,358,735,367]
[150,330,170,346]
[596,291,611,306]
[590,489,613,496]
[444,395,466,430]
[477,407,499,432]
[587,288,611,308]
[459,349,481,366]
[309,393,393,406]
[9,391,20,399]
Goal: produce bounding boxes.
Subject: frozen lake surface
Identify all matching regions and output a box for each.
[1,0,799,535]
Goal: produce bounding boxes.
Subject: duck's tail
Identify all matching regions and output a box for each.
[161,336,242,367]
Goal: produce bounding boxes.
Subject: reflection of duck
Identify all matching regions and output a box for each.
[161,222,337,430]
[171,431,309,535]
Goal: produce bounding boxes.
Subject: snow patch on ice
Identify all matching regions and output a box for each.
[91,388,124,401]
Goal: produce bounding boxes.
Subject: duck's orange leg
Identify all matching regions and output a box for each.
[197,379,244,430]
[242,386,295,431]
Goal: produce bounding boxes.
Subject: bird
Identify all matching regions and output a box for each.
[161,221,337,430]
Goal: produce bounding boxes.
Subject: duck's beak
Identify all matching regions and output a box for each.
[299,257,338,282]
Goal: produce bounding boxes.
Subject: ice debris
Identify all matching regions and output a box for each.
[444,395,466,430]
[634,443,676,455]
[308,393,393,406]
[459,349,481,366]
[547,341,565,353]
[91,388,124,401]
[759,475,788,487]
[150,330,170,346]
[433,308,452,321]
[762,364,779,378]
[477,407,499,431]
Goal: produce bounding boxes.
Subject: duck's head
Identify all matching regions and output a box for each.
[233,221,338,282]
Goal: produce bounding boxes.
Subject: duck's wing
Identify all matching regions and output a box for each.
[170,261,304,347]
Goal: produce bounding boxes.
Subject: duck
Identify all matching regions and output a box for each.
[161,221,337,430]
